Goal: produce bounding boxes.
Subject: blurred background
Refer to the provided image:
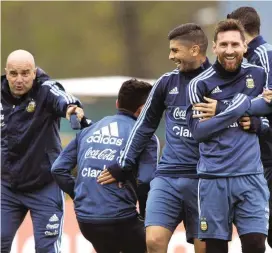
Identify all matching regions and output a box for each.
[2,1,272,146]
[2,1,272,252]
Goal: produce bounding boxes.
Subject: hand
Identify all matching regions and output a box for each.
[97,169,117,185]
[239,116,251,130]
[263,89,272,104]
[192,96,217,122]
[66,105,84,121]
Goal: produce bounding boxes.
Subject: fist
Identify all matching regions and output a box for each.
[66,105,84,121]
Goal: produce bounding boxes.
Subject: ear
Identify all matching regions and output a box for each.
[5,68,8,76]
[191,45,200,57]
[116,99,119,109]
[212,41,216,54]
[134,104,144,117]
[33,67,37,79]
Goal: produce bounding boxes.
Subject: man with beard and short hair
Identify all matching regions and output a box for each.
[226,7,272,247]
[187,19,270,253]
[98,23,211,253]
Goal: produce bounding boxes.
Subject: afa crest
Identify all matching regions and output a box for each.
[200,217,208,232]
[246,75,254,89]
[26,99,36,113]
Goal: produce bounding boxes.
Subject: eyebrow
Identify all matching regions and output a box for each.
[9,69,31,73]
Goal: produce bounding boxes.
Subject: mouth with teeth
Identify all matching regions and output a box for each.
[174,61,181,67]
[225,56,236,60]
[219,53,243,72]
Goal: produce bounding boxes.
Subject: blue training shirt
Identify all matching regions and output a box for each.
[187,60,266,177]
[51,111,158,223]
[119,59,211,178]
[245,35,272,168]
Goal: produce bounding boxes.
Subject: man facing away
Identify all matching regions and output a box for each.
[1,49,82,253]
[51,79,159,253]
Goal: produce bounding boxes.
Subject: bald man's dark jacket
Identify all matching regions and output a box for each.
[1,68,81,191]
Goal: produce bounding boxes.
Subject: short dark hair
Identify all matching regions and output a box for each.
[118,79,152,113]
[168,23,208,55]
[214,19,246,42]
[227,7,260,36]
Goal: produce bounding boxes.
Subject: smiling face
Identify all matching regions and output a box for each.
[169,39,199,72]
[213,30,247,72]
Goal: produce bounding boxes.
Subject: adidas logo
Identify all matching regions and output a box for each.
[87,122,123,146]
[211,86,222,94]
[169,87,179,94]
[49,214,59,222]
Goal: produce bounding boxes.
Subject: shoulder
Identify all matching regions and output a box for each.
[154,69,180,87]
[241,62,265,74]
[255,43,272,53]
[41,80,65,91]
[254,44,272,65]
[78,122,97,137]
[189,66,215,87]
[242,62,267,87]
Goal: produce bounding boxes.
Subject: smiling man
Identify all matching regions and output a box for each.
[103,23,211,253]
[186,19,269,253]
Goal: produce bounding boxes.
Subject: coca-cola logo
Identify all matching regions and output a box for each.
[84,147,117,161]
[173,107,186,120]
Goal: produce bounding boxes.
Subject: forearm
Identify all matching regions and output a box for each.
[187,94,251,142]
[51,168,75,199]
[247,97,272,116]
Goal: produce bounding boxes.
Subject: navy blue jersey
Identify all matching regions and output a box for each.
[187,60,266,177]
[245,35,272,168]
[119,59,211,178]
[1,70,81,191]
[51,111,158,223]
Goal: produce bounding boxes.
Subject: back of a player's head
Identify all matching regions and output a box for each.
[214,19,246,42]
[168,23,208,55]
[227,7,260,36]
[117,79,152,113]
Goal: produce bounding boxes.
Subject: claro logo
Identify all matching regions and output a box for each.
[173,126,192,138]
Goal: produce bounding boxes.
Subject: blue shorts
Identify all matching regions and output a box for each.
[145,176,199,243]
[264,166,272,230]
[198,174,269,241]
[1,181,64,253]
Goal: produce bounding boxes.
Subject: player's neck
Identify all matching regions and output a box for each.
[245,33,257,44]
[192,56,207,70]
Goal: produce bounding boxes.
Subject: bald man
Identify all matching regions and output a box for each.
[1,50,83,253]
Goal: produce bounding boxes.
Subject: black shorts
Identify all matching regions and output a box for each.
[78,216,146,253]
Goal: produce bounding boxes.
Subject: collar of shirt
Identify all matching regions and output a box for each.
[245,35,267,59]
[117,109,137,121]
[1,75,35,105]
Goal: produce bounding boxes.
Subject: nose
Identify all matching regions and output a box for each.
[16,74,23,83]
[226,45,234,55]
[169,51,174,61]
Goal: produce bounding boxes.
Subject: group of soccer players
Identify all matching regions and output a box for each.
[1,5,272,253]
